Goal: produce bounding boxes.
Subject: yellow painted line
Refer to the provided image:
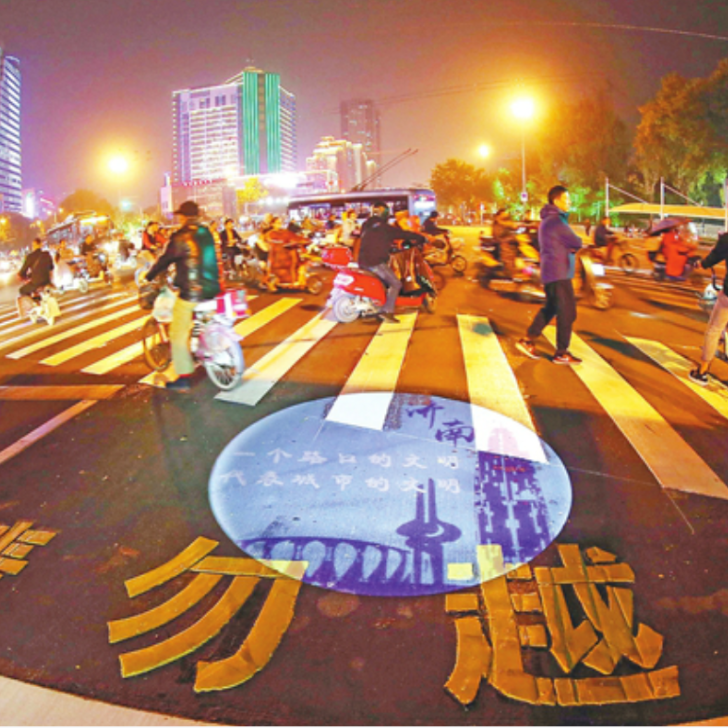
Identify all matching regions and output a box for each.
[83,341,145,375]
[458,314,545,463]
[544,331,728,500]
[0,400,97,467]
[125,537,219,598]
[108,573,222,643]
[194,576,302,692]
[0,385,123,400]
[326,313,417,430]
[41,315,145,366]
[627,337,728,423]
[7,304,139,359]
[119,576,258,678]
[216,312,337,406]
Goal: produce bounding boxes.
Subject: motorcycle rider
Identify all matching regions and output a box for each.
[220,218,243,271]
[594,216,616,263]
[142,221,166,254]
[144,200,222,392]
[358,201,425,323]
[662,223,699,279]
[492,209,521,278]
[423,211,449,237]
[689,232,728,386]
[18,237,54,299]
[516,185,583,365]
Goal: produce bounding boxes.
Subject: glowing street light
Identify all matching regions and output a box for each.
[108,155,130,176]
[478,144,492,160]
[510,97,536,204]
[511,97,535,121]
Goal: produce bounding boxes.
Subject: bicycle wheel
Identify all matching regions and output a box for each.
[204,329,245,390]
[619,253,637,275]
[142,317,171,371]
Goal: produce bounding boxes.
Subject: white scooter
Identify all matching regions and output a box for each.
[17,285,61,326]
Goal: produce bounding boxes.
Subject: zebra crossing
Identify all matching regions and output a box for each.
[1,283,727,500]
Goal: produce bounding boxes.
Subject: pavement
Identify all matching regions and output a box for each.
[0,229,727,725]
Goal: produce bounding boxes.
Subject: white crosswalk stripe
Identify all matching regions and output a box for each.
[7,304,140,359]
[326,312,417,430]
[543,330,728,500]
[0,291,134,348]
[1,288,727,500]
[215,311,338,406]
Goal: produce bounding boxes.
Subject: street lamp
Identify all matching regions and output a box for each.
[478,144,492,160]
[511,97,535,204]
[107,154,131,211]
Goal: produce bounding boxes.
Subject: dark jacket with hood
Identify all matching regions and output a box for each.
[20,248,54,288]
[538,204,582,284]
[146,221,221,302]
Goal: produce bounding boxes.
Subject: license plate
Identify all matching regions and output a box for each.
[592,263,605,275]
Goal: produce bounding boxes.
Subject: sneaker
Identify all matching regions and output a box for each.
[553,352,583,365]
[165,377,192,392]
[379,313,400,324]
[515,339,539,360]
[688,368,709,387]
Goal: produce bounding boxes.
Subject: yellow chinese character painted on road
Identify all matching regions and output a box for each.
[108,537,308,693]
[0,520,57,580]
[445,544,679,707]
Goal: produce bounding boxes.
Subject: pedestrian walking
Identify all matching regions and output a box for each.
[516,185,583,365]
[689,232,728,386]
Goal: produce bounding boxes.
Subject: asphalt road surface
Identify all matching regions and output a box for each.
[0,229,727,726]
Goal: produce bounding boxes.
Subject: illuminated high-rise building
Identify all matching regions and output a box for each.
[172,67,297,185]
[340,99,381,161]
[0,48,22,213]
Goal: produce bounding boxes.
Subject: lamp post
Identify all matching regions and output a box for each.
[511,97,535,204]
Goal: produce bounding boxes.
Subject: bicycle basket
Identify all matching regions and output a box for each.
[138,284,159,310]
[215,289,249,319]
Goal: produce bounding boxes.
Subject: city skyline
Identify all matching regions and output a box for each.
[2,0,728,208]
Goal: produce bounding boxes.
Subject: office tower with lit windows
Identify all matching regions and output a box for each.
[172,67,297,185]
[340,99,381,161]
[0,48,22,213]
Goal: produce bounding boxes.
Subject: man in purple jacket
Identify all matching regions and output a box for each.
[516,185,583,365]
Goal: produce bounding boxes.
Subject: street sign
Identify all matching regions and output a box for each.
[520,191,529,203]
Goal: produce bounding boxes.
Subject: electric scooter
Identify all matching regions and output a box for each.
[323,244,437,323]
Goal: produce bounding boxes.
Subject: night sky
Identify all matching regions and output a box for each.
[2,0,728,207]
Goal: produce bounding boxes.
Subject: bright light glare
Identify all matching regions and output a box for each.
[511,98,535,120]
[108,155,130,175]
[478,144,492,159]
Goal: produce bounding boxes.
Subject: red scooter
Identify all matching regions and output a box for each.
[323,244,437,323]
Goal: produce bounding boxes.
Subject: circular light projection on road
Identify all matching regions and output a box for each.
[209,393,572,597]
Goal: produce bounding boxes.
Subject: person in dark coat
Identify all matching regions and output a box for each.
[516,185,583,365]
[18,238,54,297]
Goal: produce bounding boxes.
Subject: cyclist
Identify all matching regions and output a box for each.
[144,200,222,392]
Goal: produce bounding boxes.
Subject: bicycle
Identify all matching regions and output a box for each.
[139,280,247,390]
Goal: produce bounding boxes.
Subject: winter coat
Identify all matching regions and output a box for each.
[537,204,582,284]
